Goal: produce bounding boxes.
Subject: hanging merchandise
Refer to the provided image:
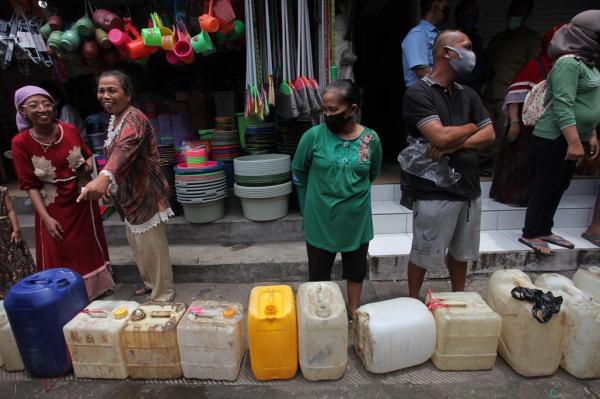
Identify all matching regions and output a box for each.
[191,30,215,55]
[73,1,95,39]
[329,0,337,81]
[275,0,299,120]
[199,0,220,33]
[92,8,124,32]
[212,0,236,35]
[0,7,53,72]
[244,0,266,120]
[142,13,171,48]
[174,19,195,64]
[262,0,275,107]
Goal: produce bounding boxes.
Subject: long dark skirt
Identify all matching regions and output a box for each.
[489,123,536,207]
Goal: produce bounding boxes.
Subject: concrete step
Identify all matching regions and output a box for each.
[371,195,596,234]
[18,204,305,246]
[369,227,600,281]
[29,227,594,285]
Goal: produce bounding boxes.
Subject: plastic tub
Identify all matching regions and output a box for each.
[535,273,600,379]
[63,300,139,379]
[182,199,226,223]
[486,269,566,377]
[297,282,347,381]
[426,292,501,371]
[239,195,290,221]
[572,266,600,297]
[234,182,293,199]
[354,298,436,373]
[177,301,245,380]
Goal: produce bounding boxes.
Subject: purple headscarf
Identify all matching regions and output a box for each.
[14,85,54,131]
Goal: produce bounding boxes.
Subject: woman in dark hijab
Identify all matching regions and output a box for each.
[519,10,600,255]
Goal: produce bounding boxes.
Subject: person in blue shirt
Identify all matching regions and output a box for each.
[402,0,449,88]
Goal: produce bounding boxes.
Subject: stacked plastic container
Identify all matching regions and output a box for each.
[177,301,245,381]
[121,302,186,379]
[486,269,566,377]
[64,300,139,379]
[234,154,293,221]
[426,292,501,371]
[572,266,600,297]
[247,285,298,381]
[175,161,228,223]
[0,301,25,372]
[353,298,436,373]
[535,273,600,379]
[4,268,89,377]
[296,282,347,381]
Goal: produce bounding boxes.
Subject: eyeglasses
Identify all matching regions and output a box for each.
[22,102,54,111]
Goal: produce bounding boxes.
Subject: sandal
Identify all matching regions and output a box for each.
[518,238,555,256]
[581,232,600,248]
[541,234,575,249]
[133,286,152,296]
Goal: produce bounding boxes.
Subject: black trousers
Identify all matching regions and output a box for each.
[306,242,369,283]
[523,136,577,238]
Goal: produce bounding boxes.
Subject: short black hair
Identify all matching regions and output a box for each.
[97,69,134,98]
[324,79,361,109]
[421,0,436,18]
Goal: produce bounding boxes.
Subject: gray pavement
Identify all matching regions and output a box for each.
[1,277,597,399]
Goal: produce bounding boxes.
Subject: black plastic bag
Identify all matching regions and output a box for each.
[511,287,563,324]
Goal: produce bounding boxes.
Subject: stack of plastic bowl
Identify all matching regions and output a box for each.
[212,126,243,188]
[278,120,313,156]
[211,129,243,161]
[185,147,207,166]
[175,161,228,223]
[158,145,178,213]
[245,123,278,155]
[233,154,292,221]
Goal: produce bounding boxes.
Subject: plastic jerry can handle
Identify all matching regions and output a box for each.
[315,285,331,317]
[56,278,70,288]
[150,311,172,318]
[29,278,52,285]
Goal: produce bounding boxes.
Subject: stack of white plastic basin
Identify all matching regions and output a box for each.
[233,154,292,221]
[175,161,228,223]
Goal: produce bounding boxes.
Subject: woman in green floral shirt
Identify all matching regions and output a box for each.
[292,80,382,318]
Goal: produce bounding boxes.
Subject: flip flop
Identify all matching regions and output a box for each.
[133,286,152,296]
[541,235,575,249]
[518,238,555,256]
[581,232,600,248]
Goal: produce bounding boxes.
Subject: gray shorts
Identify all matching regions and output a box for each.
[409,198,481,270]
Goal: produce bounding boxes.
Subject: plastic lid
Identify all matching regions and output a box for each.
[223,308,236,318]
[113,307,128,319]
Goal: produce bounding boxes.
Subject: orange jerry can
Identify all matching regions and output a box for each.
[248,285,298,381]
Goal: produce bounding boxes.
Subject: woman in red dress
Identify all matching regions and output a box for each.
[11,85,113,299]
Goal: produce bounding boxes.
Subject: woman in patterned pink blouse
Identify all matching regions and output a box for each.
[78,70,174,301]
[11,85,113,300]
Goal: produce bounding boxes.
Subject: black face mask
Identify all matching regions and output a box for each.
[324,110,351,133]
